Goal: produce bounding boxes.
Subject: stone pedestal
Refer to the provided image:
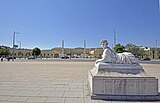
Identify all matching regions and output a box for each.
[88,63,160,101]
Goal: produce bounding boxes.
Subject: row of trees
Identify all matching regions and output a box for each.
[0,47,41,58]
[113,43,148,58]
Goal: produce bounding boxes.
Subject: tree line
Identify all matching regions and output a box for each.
[0,47,41,58]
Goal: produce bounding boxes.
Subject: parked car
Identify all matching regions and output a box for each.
[5,56,16,61]
[6,56,16,59]
[27,56,35,60]
[61,56,69,59]
[142,58,151,61]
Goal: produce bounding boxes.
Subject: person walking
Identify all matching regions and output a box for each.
[1,56,3,62]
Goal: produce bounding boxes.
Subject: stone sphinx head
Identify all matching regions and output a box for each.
[100,40,108,50]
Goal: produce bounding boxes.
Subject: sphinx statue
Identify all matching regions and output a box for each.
[94,40,143,74]
[88,40,159,100]
[96,40,138,64]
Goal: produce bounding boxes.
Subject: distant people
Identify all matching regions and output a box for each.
[1,56,3,62]
[7,57,10,62]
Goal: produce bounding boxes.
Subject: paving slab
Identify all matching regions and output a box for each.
[8,96,29,102]
[65,97,84,103]
[26,97,47,102]
[14,90,40,96]
[0,96,12,101]
[38,90,64,97]
[45,97,65,103]
[63,91,83,98]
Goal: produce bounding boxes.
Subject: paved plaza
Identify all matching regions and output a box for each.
[0,60,160,103]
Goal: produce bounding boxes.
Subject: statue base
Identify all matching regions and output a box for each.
[91,94,160,101]
[88,63,160,101]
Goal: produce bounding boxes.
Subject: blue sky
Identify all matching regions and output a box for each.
[0,0,160,49]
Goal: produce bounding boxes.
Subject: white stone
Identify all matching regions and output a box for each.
[95,63,144,74]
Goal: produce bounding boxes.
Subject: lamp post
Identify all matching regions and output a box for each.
[61,40,64,57]
[12,31,20,61]
[17,41,21,49]
[156,40,158,59]
[83,40,86,59]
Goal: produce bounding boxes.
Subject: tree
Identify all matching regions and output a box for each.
[125,43,146,59]
[0,47,10,57]
[18,51,23,58]
[32,47,41,57]
[125,43,139,55]
[113,44,125,53]
[25,52,31,57]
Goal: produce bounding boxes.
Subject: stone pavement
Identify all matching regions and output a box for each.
[0,60,160,103]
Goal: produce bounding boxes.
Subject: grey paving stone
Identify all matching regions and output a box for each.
[8,96,29,102]
[65,85,78,88]
[55,87,70,91]
[45,97,65,103]
[0,90,17,95]
[65,98,84,103]
[99,100,112,103]
[85,96,100,103]
[14,90,40,96]
[41,87,56,91]
[24,85,39,89]
[87,99,100,103]
[52,84,66,88]
[38,91,64,97]
[0,86,14,90]
[26,97,47,102]
[51,81,69,85]
[25,87,42,91]
[0,96,12,101]
[63,91,83,98]
[12,87,28,91]
[69,88,83,92]
[77,85,83,89]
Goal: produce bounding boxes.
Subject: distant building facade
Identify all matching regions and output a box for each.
[3,46,103,59]
[1,45,160,59]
